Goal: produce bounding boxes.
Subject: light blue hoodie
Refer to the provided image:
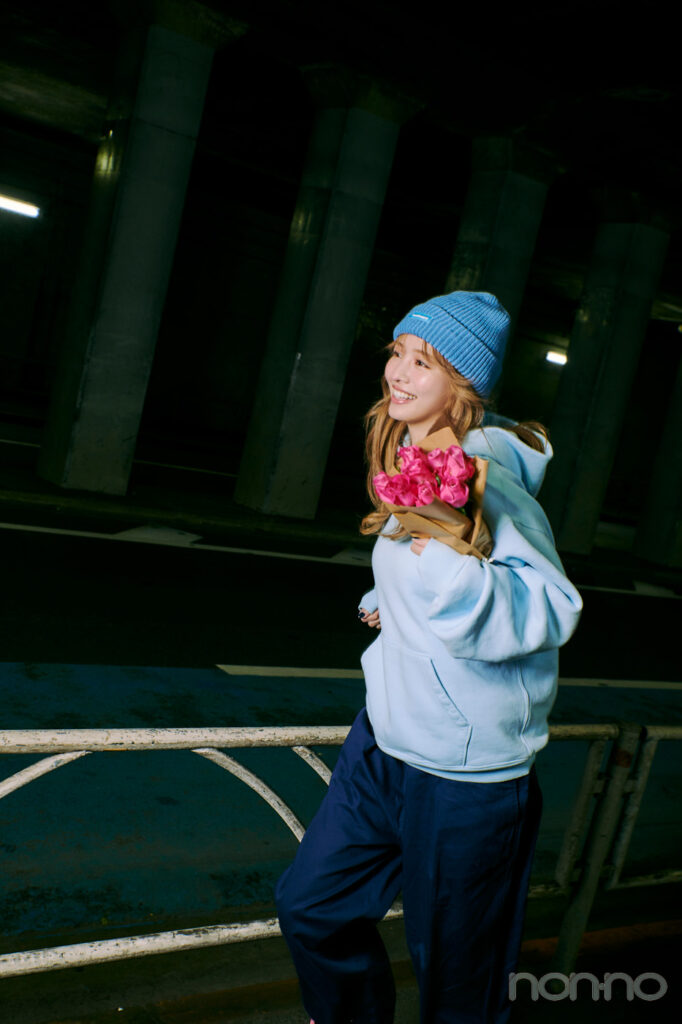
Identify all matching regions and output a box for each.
[358,420,583,782]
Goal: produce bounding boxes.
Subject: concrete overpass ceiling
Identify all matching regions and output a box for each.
[0,0,680,548]
[0,0,679,322]
[0,1,678,189]
[0,3,675,136]
[0,0,115,141]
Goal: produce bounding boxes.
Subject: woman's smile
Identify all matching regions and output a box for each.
[390,386,417,403]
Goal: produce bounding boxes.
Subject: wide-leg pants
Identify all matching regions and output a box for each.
[275,709,542,1024]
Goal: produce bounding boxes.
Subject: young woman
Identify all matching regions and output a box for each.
[275,291,583,1023]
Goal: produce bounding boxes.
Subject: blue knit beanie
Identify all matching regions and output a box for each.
[392,291,510,397]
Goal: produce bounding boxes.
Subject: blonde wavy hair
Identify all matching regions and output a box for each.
[360,339,547,539]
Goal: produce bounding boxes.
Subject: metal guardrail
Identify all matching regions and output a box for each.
[0,719,681,979]
[549,721,682,973]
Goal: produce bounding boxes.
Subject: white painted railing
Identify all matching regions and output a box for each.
[0,718,680,979]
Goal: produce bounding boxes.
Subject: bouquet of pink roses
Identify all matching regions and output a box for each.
[373,426,493,559]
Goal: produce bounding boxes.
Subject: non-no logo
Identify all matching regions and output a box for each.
[509,971,668,1002]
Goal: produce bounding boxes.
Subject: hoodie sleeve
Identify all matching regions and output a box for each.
[416,517,582,662]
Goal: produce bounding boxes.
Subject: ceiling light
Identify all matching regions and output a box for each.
[0,194,40,218]
[546,350,567,366]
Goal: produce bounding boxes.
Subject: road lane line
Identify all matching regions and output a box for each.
[0,521,364,565]
[216,666,681,689]
[217,665,364,679]
[559,678,682,690]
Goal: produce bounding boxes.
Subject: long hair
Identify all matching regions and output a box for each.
[360,340,547,539]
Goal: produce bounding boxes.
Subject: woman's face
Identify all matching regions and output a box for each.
[384,334,452,443]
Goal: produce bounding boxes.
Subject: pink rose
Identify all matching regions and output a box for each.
[439,480,470,508]
[373,471,418,506]
[415,479,437,505]
[404,470,437,506]
[442,445,475,483]
[398,445,431,475]
[425,448,447,474]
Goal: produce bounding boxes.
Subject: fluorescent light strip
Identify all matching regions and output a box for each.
[0,194,40,218]
[546,350,567,365]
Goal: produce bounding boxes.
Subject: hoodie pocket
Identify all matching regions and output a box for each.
[362,635,472,769]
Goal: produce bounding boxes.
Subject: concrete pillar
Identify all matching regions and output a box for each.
[541,220,669,553]
[234,73,409,519]
[634,352,682,567]
[445,137,552,336]
[38,5,241,494]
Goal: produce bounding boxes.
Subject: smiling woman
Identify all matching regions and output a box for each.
[274,289,583,1023]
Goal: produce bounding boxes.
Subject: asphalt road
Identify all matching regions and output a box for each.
[0,527,679,679]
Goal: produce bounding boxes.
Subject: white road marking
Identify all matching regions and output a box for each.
[575,582,679,598]
[559,678,682,690]
[216,666,681,689]
[217,664,364,679]
[0,521,364,565]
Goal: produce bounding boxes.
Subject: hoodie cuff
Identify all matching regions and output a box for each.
[358,588,378,614]
[416,537,469,594]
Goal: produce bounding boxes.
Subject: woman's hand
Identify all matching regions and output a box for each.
[410,537,430,556]
[358,608,381,629]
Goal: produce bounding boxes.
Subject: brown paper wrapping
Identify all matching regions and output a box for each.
[384,426,493,560]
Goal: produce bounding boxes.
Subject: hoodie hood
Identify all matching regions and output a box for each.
[463,412,552,497]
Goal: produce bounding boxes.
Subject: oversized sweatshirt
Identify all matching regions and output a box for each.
[358,419,583,782]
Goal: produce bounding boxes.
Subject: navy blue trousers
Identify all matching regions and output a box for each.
[275,709,542,1024]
